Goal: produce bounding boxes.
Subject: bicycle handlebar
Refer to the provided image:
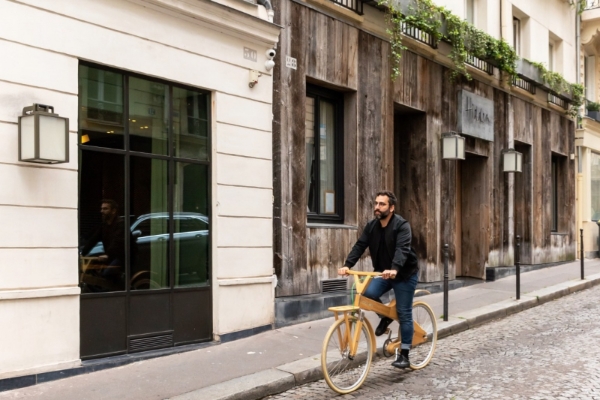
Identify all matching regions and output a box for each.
[344,270,382,277]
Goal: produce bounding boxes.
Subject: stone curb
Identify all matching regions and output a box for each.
[169,273,600,400]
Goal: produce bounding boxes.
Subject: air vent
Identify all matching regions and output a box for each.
[129,334,173,353]
[321,279,348,293]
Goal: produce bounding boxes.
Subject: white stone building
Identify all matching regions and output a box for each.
[0,0,279,380]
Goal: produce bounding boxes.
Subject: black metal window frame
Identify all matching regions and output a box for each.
[78,61,212,296]
[306,84,344,223]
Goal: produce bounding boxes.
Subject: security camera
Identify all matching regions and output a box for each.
[266,49,276,60]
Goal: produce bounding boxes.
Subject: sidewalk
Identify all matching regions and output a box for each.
[2,259,600,400]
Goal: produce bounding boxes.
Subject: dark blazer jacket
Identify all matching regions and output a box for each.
[344,214,419,280]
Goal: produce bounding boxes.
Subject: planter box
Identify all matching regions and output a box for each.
[516,59,544,85]
[587,110,600,122]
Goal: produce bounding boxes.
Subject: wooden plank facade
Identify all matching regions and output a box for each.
[272,0,576,297]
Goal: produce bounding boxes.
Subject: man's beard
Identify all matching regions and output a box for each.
[375,209,390,220]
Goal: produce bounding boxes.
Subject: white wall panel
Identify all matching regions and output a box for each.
[0,1,272,103]
[0,39,77,93]
[216,283,273,333]
[0,249,78,290]
[0,295,79,376]
[0,164,77,208]
[217,154,273,188]
[216,247,272,279]
[217,186,272,218]
[215,93,273,132]
[0,206,77,248]
[0,81,78,127]
[216,123,272,160]
[217,216,272,247]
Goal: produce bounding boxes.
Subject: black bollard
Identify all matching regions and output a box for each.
[581,228,584,280]
[443,243,449,321]
[516,235,521,300]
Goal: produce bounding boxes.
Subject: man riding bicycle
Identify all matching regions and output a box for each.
[338,190,419,369]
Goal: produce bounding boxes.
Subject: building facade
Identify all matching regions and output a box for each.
[578,1,600,258]
[0,0,278,379]
[272,0,578,325]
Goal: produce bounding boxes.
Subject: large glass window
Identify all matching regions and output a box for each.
[591,152,600,221]
[305,85,343,222]
[78,63,210,293]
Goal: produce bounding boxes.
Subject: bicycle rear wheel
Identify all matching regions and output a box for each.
[409,301,437,369]
[321,316,373,394]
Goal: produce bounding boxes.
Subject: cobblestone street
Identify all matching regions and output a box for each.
[264,284,600,400]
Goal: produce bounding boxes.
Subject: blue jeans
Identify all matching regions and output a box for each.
[363,272,418,350]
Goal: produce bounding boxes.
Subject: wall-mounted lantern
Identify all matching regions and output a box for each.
[18,104,69,164]
[441,132,465,160]
[502,148,522,173]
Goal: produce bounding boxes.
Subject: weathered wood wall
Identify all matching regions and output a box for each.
[273,0,576,297]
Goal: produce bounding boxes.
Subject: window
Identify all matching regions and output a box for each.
[585,55,596,101]
[513,17,520,55]
[305,85,343,222]
[591,152,600,221]
[78,63,210,292]
[551,156,558,231]
[466,0,475,25]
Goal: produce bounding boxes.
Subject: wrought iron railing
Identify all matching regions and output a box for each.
[465,54,494,75]
[512,77,536,95]
[548,93,568,109]
[331,0,363,14]
[400,21,437,48]
[586,0,600,10]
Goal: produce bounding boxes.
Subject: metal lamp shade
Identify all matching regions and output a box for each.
[441,132,465,160]
[502,148,522,173]
[18,104,69,164]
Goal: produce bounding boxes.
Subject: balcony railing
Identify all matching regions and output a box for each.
[548,93,568,109]
[400,21,437,48]
[586,0,600,10]
[465,54,494,75]
[331,0,363,14]
[512,77,536,95]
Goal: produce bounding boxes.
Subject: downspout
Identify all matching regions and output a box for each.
[257,0,274,22]
[576,0,583,259]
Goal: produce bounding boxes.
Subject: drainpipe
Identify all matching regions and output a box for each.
[257,0,274,22]
[576,0,583,259]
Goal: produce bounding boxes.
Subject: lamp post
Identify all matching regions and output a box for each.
[18,104,69,164]
[440,132,465,321]
[502,148,523,300]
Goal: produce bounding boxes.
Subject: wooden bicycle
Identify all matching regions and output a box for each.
[321,270,438,394]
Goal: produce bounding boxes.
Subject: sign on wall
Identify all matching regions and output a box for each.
[457,90,494,142]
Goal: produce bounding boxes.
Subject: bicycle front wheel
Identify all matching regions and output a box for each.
[409,301,437,370]
[321,316,373,394]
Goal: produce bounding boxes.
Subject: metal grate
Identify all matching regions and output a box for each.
[129,334,173,353]
[466,54,494,75]
[512,77,536,94]
[586,0,600,10]
[548,93,568,109]
[329,0,363,15]
[400,21,437,48]
[321,279,348,293]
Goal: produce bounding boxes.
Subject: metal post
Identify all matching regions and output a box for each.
[515,235,521,300]
[581,228,584,280]
[443,243,449,321]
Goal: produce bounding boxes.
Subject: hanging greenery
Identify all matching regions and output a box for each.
[379,0,582,118]
[569,0,586,15]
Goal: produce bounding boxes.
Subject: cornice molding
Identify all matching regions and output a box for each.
[127,0,281,46]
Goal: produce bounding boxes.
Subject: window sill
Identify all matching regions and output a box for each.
[550,232,569,236]
[307,223,358,230]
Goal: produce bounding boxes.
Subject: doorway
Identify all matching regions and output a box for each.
[457,153,489,279]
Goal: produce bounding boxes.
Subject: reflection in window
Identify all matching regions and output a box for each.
[79,65,124,149]
[174,163,209,287]
[173,88,209,160]
[305,86,343,222]
[78,152,126,293]
[130,157,169,290]
[129,77,168,155]
[591,152,600,221]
